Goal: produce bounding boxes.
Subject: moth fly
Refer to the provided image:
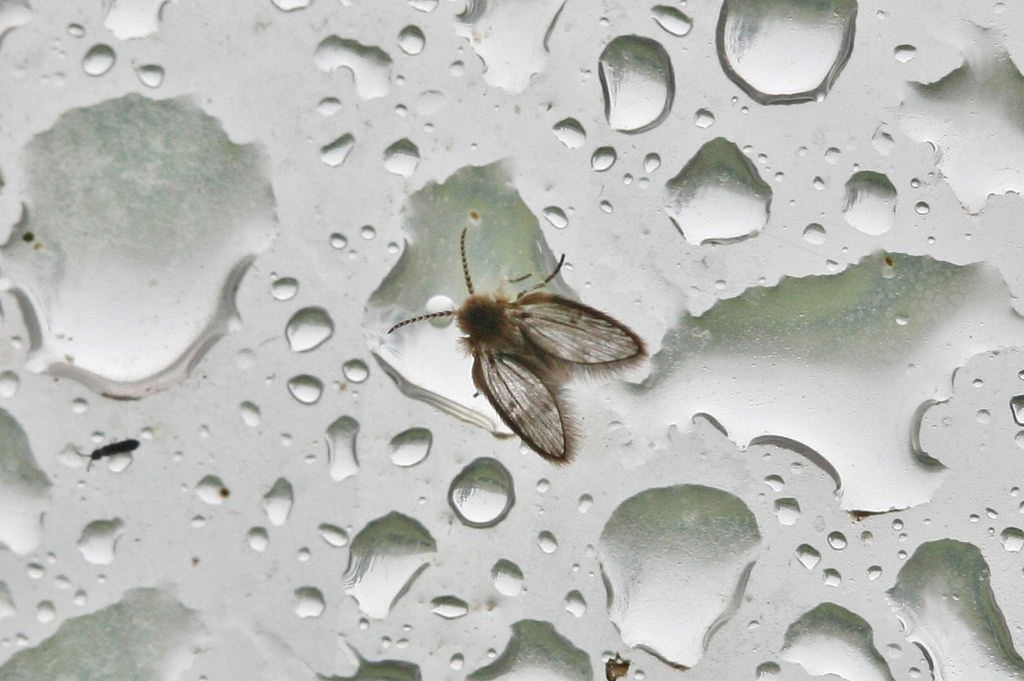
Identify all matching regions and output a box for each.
[388,227,646,463]
[605,653,631,681]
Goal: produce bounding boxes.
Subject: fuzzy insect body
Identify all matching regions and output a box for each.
[388,228,646,463]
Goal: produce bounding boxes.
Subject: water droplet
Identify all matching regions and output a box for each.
[383,138,420,176]
[842,171,897,235]
[491,559,524,596]
[196,475,230,505]
[326,415,359,481]
[827,531,847,549]
[537,531,557,554]
[564,590,586,616]
[318,523,350,547]
[552,118,586,149]
[239,401,261,427]
[822,568,842,586]
[82,44,115,76]
[599,35,674,133]
[294,587,325,618]
[271,277,299,301]
[135,64,164,88]
[388,427,432,466]
[246,527,269,551]
[77,518,124,565]
[262,478,294,526]
[578,494,593,513]
[774,498,800,525]
[781,603,892,679]
[599,485,760,667]
[320,133,355,167]
[665,137,772,244]
[430,595,468,619]
[466,620,589,681]
[360,225,376,240]
[67,23,85,37]
[318,97,342,116]
[802,223,826,244]
[342,359,369,383]
[694,108,715,128]
[867,565,882,580]
[591,146,617,172]
[36,600,56,623]
[449,457,515,528]
[272,0,311,10]
[915,201,930,215]
[652,6,692,36]
[398,25,425,55]
[0,371,19,398]
[285,307,335,352]
[543,206,568,229]
[424,295,456,327]
[894,44,917,62]
[795,544,820,570]
[287,375,323,404]
[329,232,348,249]
[717,0,856,104]
[1011,395,1024,426]
[1001,527,1024,552]
[314,36,392,100]
[343,512,436,617]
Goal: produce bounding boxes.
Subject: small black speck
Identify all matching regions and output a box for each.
[21,231,34,243]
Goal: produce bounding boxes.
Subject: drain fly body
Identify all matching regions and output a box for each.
[81,438,140,471]
[388,228,646,463]
[605,654,631,681]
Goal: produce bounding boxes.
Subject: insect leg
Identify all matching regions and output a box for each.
[516,254,566,299]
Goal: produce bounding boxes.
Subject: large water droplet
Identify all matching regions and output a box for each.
[77,518,125,565]
[285,307,334,352]
[0,408,49,555]
[466,620,590,681]
[326,415,360,481]
[343,512,436,618]
[5,95,275,397]
[781,603,895,681]
[455,0,566,91]
[888,540,1024,679]
[599,485,761,667]
[664,137,772,244]
[388,427,432,466]
[262,478,294,526]
[0,588,200,681]
[448,457,515,528]
[842,171,897,235]
[314,36,392,100]
[599,35,674,133]
[716,0,857,104]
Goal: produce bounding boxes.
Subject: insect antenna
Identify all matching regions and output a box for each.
[516,253,566,298]
[387,310,456,334]
[460,227,475,294]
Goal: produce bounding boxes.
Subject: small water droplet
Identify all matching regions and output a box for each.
[537,530,557,553]
[1011,395,1024,426]
[578,494,593,513]
[239,401,261,427]
[652,6,692,36]
[196,475,230,505]
[135,64,164,88]
[553,118,586,149]
[591,146,617,171]
[318,97,342,116]
[82,44,116,76]
[796,544,821,569]
[564,590,586,616]
[318,523,350,547]
[77,519,124,565]
[843,171,897,235]
[342,359,369,383]
[0,371,19,398]
[542,206,568,229]
[384,139,420,176]
[867,565,882,580]
[431,595,469,619]
[1001,527,1024,552]
[398,26,425,55]
[774,498,800,525]
[915,201,930,214]
[271,277,299,301]
[449,458,515,528]
[827,531,847,549]
[329,233,348,249]
[285,307,335,352]
[326,415,360,481]
[822,568,842,586]
[894,44,916,62]
[360,225,376,240]
[68,24,85,37]
[491,559,524,596]
[36,601,56,623]
[802,223,826,244]
[294,587,325,618]
[389,427,432,466]
[287,375,323,404]
[321,133,355,167]
[262,478,294,525]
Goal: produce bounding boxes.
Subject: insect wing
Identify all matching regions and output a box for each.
[516,293,645,366]
[473,352,571,462]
